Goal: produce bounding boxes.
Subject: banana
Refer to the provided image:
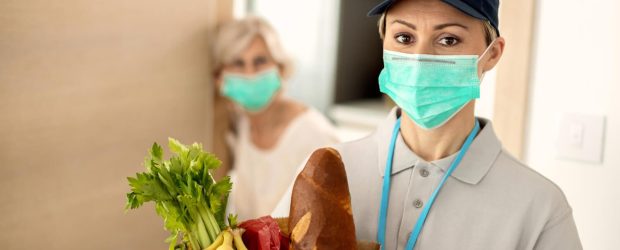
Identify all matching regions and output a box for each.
[215,231,234,250]
[232,228,248,250]
[204,228,247,250]
[204,231,224,250]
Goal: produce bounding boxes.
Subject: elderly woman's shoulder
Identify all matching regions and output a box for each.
[290,105,336,134]
[281,101,340,146]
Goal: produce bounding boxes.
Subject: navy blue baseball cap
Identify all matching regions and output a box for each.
[368,0,500,35]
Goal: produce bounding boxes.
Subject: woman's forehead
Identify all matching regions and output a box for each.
[234,36,269,58]
[387,0,475,24]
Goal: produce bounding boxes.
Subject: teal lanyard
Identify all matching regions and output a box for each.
[377,117,480,250]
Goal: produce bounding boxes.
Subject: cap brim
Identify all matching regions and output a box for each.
[367,0,393,16]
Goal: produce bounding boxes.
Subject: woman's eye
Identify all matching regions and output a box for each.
[438,36,460,46]
[254,56,267,67]
[394,33,414,45]
[232,59,244,68]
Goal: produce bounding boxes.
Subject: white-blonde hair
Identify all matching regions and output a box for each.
[211,16,293,79]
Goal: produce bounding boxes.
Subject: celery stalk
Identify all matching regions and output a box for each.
[126,138,233,249]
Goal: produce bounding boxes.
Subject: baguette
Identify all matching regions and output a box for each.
[288,148,357,250]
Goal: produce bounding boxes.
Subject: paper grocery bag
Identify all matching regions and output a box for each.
[274,217,380,250]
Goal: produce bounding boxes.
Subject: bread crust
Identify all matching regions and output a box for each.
[289,147,357,250]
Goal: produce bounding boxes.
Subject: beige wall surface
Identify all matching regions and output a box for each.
[525,0,620,248]
[493,0,536,159]
[0,0,228,249]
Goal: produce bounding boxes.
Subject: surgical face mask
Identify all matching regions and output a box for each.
[221,68,281,113]
[378,42,495,130]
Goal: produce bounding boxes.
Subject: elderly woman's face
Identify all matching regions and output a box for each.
[222,36,278,76]
[384,0,502,75]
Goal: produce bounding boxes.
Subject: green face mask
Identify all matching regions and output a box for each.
[221,68,282,113]
[378,46,492,129]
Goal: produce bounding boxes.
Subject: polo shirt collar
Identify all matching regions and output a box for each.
[376,107,502,185]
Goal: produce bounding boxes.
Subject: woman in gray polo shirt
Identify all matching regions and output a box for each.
[273,0,582,249]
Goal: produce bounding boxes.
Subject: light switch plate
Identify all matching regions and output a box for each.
[556,113,606,163]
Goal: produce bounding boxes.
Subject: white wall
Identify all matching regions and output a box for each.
[475,68,497,120]
[251,0,341,112]
[525,0,620,249]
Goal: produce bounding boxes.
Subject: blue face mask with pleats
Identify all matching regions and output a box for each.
[378,43,494,129]
[221,68,281,113]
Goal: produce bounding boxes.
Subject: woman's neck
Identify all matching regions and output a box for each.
[247,97,286,130]
[244,97,306,149]
[400,102,476,162]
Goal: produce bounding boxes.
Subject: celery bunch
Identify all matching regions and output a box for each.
[126,138,232,250]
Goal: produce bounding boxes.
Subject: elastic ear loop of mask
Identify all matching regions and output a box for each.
[478,39,497,81]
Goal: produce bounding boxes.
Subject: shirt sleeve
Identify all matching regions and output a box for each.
[534,208,583,250]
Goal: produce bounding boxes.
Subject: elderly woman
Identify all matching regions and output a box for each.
[273,0,582,249]
[211,16,339,220]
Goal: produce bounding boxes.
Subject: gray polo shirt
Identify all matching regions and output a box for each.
[272,108,582,250]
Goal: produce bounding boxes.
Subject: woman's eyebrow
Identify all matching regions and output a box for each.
[391,20,468,31]
[434,23,469,30]
[392,19,416,30]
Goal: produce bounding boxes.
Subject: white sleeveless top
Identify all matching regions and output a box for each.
[227,108,339,220]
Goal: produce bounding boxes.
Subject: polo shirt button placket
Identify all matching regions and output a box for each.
[419,168,430,177]
[413,199,424,208]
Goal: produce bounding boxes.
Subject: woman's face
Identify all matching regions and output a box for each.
[383,0,504,76]
[216,36,283,111]
[221,36,279,77]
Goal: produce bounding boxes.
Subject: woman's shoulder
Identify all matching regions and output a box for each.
[285,103,338,137]
[497,152,565,193]
[489,150,572,215]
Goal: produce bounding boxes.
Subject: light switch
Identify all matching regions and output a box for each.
[556,113,606,163]
[567,122,584,147]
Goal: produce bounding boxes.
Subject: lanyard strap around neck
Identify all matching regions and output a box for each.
[377,118,480,250]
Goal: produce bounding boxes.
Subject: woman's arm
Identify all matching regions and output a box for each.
[533,208,582,250]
